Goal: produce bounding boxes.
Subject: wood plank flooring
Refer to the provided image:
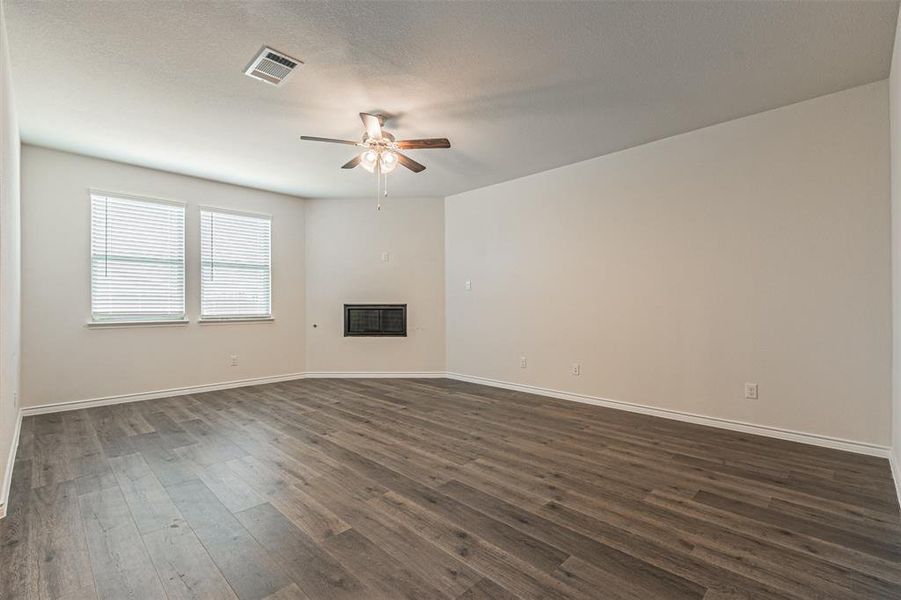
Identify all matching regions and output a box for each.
[1,378,899,599]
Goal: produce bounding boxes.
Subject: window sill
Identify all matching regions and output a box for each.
[198,317,274,325]
[86,319,189,329]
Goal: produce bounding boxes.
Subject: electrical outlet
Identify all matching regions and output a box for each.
[230,354,238,367]
[520,356,527,369]
[465,280,472,291]
[381,251,390,263]
[744,382,758,400]
[571,362,581,376]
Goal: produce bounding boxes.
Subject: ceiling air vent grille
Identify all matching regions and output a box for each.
[244,47,302,86]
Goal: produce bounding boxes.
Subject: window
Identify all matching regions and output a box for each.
[90,193,186,322]
[200,209,271,320]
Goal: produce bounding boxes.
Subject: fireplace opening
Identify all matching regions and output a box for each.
[344,304,407,337]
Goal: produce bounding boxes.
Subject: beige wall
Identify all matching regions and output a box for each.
[446,81,892,446]
[20,146,306,408]
[0,0,21,511]
[18,151,446,409]
[890,13,901,493]
[304,196,445,374]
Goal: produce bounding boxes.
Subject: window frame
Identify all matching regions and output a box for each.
[88,189,187,326]
[198,205,273,323]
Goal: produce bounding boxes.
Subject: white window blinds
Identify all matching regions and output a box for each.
[200,209,271,319]
[90,193,186,322]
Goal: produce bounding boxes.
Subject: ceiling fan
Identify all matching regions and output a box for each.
[300,112,450,175]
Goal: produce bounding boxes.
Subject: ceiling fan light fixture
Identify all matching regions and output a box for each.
[360,149,379,173]
[380,151,398,174]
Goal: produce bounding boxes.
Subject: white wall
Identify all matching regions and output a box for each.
[20,146,306,408]
[890,12,901,500]
[0,0,21,513]
[304,196,445,374]
[446,81,892,447]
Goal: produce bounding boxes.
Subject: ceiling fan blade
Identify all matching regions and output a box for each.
[395,138,451,150]
[360,113,384,140]
[300,136,359,145]
[396,152,426,173]
[341,155,362,169]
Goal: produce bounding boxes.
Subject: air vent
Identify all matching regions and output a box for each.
[244,47,302,86]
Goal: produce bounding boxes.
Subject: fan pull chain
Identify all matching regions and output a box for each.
[376,162,381,211]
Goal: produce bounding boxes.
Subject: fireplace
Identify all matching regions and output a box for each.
[344,304,407,337]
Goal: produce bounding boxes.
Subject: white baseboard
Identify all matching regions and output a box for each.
[20,371,445,417]
[0,409,23,519]
[21,372,307,417]
[891,451,901,513]
[13,369,895,464]
[445,372,893,459]
[5,370,900,516]
[304,371,446,379]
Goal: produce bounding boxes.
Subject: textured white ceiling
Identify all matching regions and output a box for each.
[4,1,899,198]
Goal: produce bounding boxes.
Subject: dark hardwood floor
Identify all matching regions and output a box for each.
[1,378,899,599]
